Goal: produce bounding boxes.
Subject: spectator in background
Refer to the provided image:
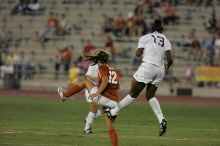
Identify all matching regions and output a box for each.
[134,0,153,17]
[135,15,149,36]
[54,49,62,80]
[102,14,114,34]
[22,0,41,14]
[104,35,116,63]
[177,29,197,47]
[11,0,26,15]
[154,2,179,25]
[68,61,80,85]
[113,13,127,37]
[37,12,59,43]
[191,39,203,61]
[213,33,220,66]
[204,13,217,33]
[201,35,214,64]
[58,13,70,36]
[0,30,13,49]
[185,66,193,85]
[0,50,19,78]
[83,40,95,54]
[163,2,179,25]
[60,45,73,75]
[126,13,137,37]
[19,51,30,80]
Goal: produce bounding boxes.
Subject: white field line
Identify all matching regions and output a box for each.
[0,130,220,143]
[4,124,218,132]
[0,143,77,146]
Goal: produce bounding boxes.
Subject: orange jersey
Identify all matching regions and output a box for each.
[98,64,120,101]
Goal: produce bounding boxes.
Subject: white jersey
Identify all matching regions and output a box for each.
[138,31,171,69]
[85,64,98,78]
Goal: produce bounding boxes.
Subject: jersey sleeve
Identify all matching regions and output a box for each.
[137,36,146,49]
[164,38,171,51]
[86,64,98,77]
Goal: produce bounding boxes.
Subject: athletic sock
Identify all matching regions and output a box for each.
[110,94,135,116]
[84,112,95,130]
[63,85,83,97]
[148,97,164,123]
[118,94,135,110]
[108,128,118,146]
[95,109,102,118]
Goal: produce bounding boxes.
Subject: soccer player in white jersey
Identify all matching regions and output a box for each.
[110,19,173,136]
[83,63,102,134]
[83,50,102,134]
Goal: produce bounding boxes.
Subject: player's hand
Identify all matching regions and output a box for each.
[164,64,168,71]
[89,92,99,101]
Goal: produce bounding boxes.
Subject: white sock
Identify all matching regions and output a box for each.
[95,109,102,118]
[94,96,118,109]
[119,94,135,110]
[110,94,135,116]
[148,97,164,123]
[84,112,95,130]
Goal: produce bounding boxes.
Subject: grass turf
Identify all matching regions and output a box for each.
[0,96,220,146]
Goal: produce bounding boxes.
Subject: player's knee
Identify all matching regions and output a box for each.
[129,91,139,98]
[146,96,153,101]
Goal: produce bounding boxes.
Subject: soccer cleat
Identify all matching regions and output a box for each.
[101,106,117,121]
[84,119,92,134]
[84,127,92,134]
[57,87,66,101]
[159,119,167,136]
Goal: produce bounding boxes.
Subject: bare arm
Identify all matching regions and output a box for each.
[86,75,97,81]
[136,48,144,57]
[165,50,173,71]
[96,76,108,94]
[89,76,108,99]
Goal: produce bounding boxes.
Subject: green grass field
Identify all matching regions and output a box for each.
[0,96,220,146]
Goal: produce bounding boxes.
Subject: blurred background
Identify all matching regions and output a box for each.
[0,0,220,98]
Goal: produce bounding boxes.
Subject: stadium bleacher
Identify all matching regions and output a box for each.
[0,0,220,97]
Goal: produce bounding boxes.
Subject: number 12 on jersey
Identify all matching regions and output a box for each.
[109,71,118,84]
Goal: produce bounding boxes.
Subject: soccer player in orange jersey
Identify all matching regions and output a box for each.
[57,49,119,146]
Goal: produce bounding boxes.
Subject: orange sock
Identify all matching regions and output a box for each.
[108,128,118,146]
[63,85,83,98]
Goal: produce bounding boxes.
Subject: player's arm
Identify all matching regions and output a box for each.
[136,36,145,57]
[164,38,173,71]
[97,75,108,94]
[86,75,96,81]
[88,75,108,99]
[136,48,144,57]
[165,50,173,71]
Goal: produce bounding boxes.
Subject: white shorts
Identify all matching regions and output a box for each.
[133,63,164,87]
[86,87,118,109]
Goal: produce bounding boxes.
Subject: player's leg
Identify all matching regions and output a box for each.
[104,115,118,146]
[117,64,147,110]
[146,83,167,136]
[58,79,95,101]
[84,89,102,133]
[109,78,145,116]
[84,102,98,133]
